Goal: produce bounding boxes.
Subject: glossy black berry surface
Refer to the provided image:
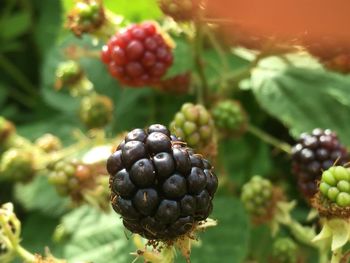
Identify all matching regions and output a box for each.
[107,124,218,240]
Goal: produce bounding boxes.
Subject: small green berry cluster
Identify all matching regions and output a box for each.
[211,100,247,135]
[35,133,62,153]
[272,237,297,263]
[48,161,79,196]
[55,60,83,88]
[241,176,273,216]
[0,149,35,182]
[170,103,215,149]
[320,166,350,207]
[67,0,104,37]
[79,94,113,129]
[76,1,101,24]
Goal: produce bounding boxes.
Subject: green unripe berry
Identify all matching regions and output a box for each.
[327,187,339,201]
[336,192,350,207]
[319,182,331,196]
[321,170,337,186]
[0,148,35,182]
[56,60,82,87]
[337,180,350,192]
[334,166,350,181]
[79,94,113,129]
[272,237,297,263]
[183,121,197,135]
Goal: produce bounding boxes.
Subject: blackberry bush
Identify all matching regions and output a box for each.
[170,103,215,151]
[107,124,218,241]
[101,22,173,87]
[291,128,349,198]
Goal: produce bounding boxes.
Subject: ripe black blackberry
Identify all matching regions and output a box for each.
[291,128,349,198]
[107,124,218,241]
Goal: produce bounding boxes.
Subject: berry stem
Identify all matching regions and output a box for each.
[16,245,36,263]
[247,124,292,154]
[331,248,343,263]
[204,26,230,84]
[193,20,209,106]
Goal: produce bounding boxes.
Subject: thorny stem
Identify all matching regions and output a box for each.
[247,124,292,154]
[193,20,209,106]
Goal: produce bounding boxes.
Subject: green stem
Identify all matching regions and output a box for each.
[16,245,36,263]
[204,26,230,79]
[193,21,209,106]
[331,248,343,263]
[247,124,292,154]
[0,55,37,96]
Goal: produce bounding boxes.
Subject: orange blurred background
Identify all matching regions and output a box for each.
[206,0,350,50]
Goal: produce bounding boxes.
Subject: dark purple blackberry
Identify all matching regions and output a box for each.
[291,128,349,198]
[107,124,218,241]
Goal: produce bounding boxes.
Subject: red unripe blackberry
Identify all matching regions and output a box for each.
[107,124,218,240]
[291,128,349,198]
[101,22,173,87]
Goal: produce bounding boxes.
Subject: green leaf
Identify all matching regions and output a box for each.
[190,197,250,263]
[165,38,194,78]
[104,0,162,21]
[33,0,62,55]
[14,175,69,217]
[17,113,84,145]
[61,0,162,21]
[219,136,272,186]
[0,12,31,40]
[60,206,134,263]
[250,57,350,145]
[21,213,61,256]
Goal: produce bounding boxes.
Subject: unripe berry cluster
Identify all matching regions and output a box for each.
[241,176,273,217]
[211,100,247,136]
[170,103,215,150]
[79,94,113,129]
[320,166,350,207]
